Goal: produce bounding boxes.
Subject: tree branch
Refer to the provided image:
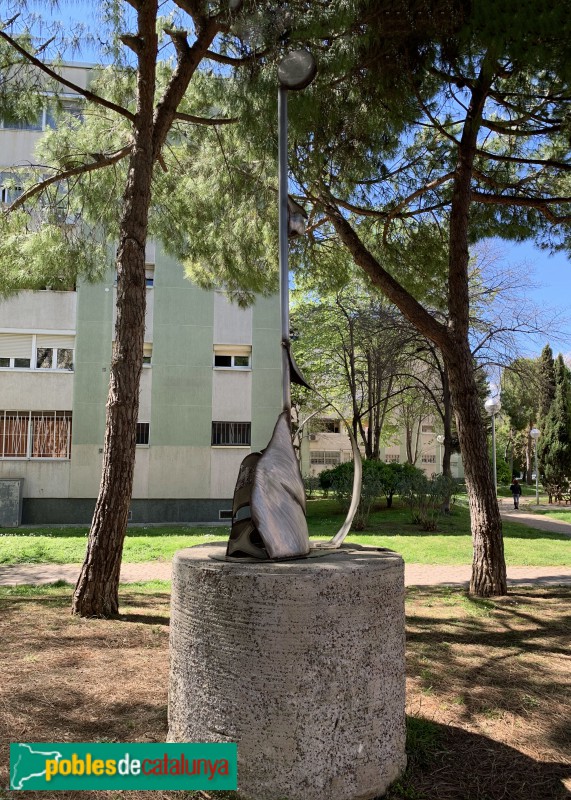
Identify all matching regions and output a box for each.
[174,111,238,125]
[152,17,221,159]
[321,194,450,350]
[475,149,571,171]
[163,27,191,58]
[119,34,144,55]
[0,28,135,122]
[203,47,269,66]
[471,190,571,223]
[383,172,455,242]
[4,145,132,213]
[481,118,562,136]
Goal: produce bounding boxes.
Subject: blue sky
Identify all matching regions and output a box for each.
[498,240,571,356]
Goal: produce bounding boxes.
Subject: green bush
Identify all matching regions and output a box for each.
[318,467,336,495]
[495,455,512,486]
[303,475,320,499]
[324,459,432,530]
[330,460,382,530]
[399,471,457,530]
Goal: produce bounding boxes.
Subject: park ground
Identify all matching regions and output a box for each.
[0,498,569,799]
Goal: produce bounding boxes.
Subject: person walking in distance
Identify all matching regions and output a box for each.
[510,477,522,510]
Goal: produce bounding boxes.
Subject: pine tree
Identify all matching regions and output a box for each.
[538,354,571,490]
[537,345,556,424]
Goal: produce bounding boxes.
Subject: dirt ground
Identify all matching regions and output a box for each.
[0,585,569,800]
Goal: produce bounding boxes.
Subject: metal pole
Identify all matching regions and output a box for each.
[278,85,290,412]
[491,413,498,498]
[535,443,539,505]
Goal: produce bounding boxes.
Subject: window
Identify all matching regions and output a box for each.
[0,334,74,371]
[421,424,435,434]
[319,419,341,434]
[0,334,33,369]
[0,109,42,131]
[211,421,251,446]
[57,349,74,370]
[143,343,152,366]
[421,454,436,464]
[0,175,23,205]
[214,353,251,369]
[35,346,74,371]
[136,423,150,445]
[213,345,252,369]
[145,267,155,288]
[310,451,341,466]
[0,411,72,459]
[45,98,84,128]
[385,454,400,463]
[1,97,84,132]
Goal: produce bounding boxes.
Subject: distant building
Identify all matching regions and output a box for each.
[0,64,281,524]
[300,416,464,479]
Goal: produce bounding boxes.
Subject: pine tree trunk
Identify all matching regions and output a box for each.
[72,150,153,617]
[444,55,506,596]
[445,342,507,596]
[72,6,157,617]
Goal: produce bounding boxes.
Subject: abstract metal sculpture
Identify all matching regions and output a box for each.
[226,51,362,561]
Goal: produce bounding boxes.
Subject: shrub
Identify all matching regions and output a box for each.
[330,460,383,530]
[399,470,457,530]
[318,467,336,495]
[303,475,320,499]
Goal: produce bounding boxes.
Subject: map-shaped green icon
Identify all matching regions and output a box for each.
[11,743,64,789]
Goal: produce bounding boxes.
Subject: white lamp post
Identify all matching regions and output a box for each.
[436,434,445,474]
[529,427,540,505]
[484,397,502,498]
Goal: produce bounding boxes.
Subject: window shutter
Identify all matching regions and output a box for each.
[0,334,33,358]
[213,344,251,356]
[35,334,75,350]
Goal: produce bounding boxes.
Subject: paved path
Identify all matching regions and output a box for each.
[500,506,571,537]
[0,509,568,588]
[0,561,570,588]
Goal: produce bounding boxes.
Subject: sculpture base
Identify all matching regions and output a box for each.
[168,543,406,800]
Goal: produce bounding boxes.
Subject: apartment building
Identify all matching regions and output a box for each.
[301,416,464,479]
[0,64,282,524]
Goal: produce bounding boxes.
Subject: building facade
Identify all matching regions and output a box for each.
[301,416,464,480]
[0,65,282,524]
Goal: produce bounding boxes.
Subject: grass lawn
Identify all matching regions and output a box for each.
[0,583,568,799]
[0,500,569,566]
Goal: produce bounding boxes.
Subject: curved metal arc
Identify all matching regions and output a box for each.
[297,394,363,550]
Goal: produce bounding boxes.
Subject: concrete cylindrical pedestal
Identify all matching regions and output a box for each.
[168,543,406,800]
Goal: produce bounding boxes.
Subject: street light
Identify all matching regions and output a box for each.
[529,427,540,505]
[436,434,445,474]
[277,49,317,411]
[484,397,501,498]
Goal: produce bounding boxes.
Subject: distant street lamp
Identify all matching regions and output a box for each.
[484,397,502,498]
[529,427,541,505]
[436,434,445,474]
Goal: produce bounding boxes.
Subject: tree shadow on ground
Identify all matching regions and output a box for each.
[387,717,570,800]
[404,588,570,765]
